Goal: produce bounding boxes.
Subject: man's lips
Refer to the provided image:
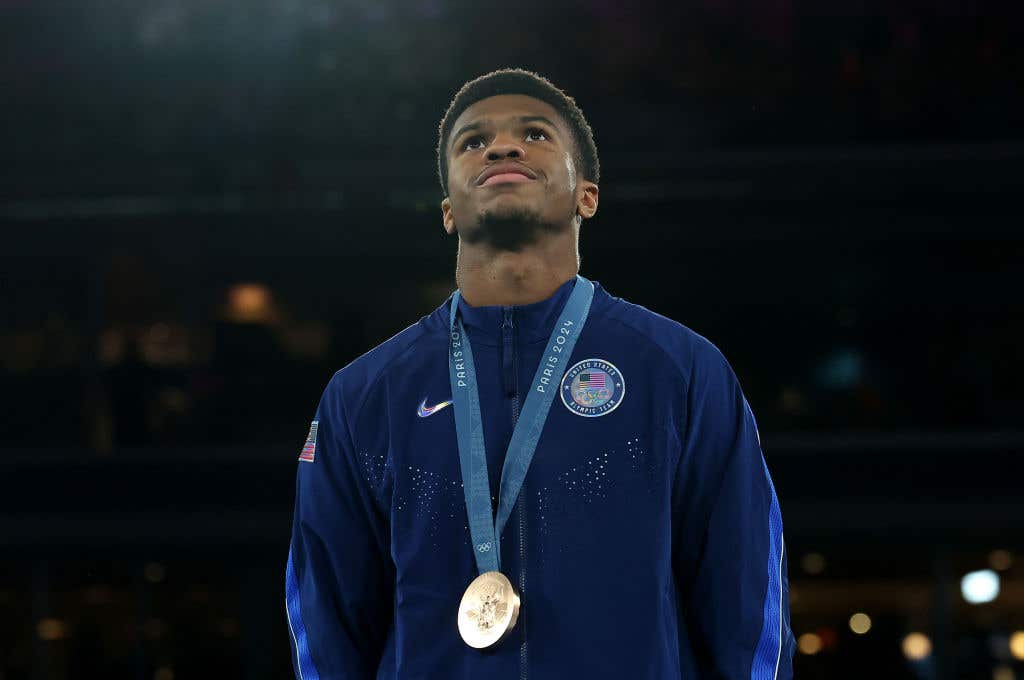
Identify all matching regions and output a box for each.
[481,172,533,186]
[476,163,537,187]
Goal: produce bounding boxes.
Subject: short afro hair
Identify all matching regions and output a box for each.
[436,68,600,196]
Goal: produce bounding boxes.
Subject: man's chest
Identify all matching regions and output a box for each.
[376,336,682,568]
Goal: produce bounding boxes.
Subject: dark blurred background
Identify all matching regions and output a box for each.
[2,0,1023,678]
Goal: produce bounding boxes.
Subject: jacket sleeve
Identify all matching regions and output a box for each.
[285,375,394,679]
[671,341,795,679]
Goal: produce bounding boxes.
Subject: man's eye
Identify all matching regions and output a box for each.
[525,128,548,142]
[462,136,485,151]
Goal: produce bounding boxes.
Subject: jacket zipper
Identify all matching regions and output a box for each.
[501,307,527,680]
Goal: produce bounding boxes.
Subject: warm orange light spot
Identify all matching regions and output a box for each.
[902,632,931,660]
[797,633,822,655]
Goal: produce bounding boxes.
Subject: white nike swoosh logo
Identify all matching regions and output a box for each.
[417,398,453,418]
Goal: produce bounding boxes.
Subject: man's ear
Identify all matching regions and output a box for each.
[441,197,456,235]
[576,181,599,221]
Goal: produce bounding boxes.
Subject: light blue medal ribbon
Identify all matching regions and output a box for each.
[448,275,594,575]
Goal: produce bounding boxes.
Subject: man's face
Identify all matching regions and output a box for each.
[441,94,591,248]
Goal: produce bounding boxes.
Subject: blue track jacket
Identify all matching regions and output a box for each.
[286,276,795,679]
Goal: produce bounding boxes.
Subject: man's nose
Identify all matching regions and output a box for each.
[486,138,525,161]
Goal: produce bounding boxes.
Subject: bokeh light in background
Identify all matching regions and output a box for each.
[993,666,1016,680]
[990,550,1014,572]
[35,619,67,642]
[962,570,1001,605]
[227,283,275,324]
[902,633,932,661]
[144,562,167,584]
[848,612,872,635]
[801,552,826,576]
[1010,632,1024,661]
[2,0,1023,678]
[798,632,823,655]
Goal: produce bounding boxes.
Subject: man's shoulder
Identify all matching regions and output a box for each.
[596,284,725,380]
[323,302,449,409]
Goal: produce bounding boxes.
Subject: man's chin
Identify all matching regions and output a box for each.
[478,202,538,221]
[462,207,566,252]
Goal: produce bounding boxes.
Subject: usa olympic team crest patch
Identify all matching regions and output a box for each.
[560,359,625,417]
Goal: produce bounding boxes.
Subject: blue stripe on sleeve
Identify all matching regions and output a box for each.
[750,458,785,680]
[286,547,321,680]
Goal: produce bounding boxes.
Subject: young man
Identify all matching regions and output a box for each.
[286,69,795,679]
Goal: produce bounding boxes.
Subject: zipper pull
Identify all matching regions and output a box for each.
[501,307,515,398]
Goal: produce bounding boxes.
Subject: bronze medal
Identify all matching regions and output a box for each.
[457,571,521,649]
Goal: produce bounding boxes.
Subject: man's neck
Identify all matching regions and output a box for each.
[455,229,579,307]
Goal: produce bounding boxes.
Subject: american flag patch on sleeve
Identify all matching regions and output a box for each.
[298,421,318,462]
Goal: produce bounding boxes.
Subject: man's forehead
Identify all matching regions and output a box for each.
[450,94,568,137]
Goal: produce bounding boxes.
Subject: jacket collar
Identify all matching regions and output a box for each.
[453,276,579,347]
